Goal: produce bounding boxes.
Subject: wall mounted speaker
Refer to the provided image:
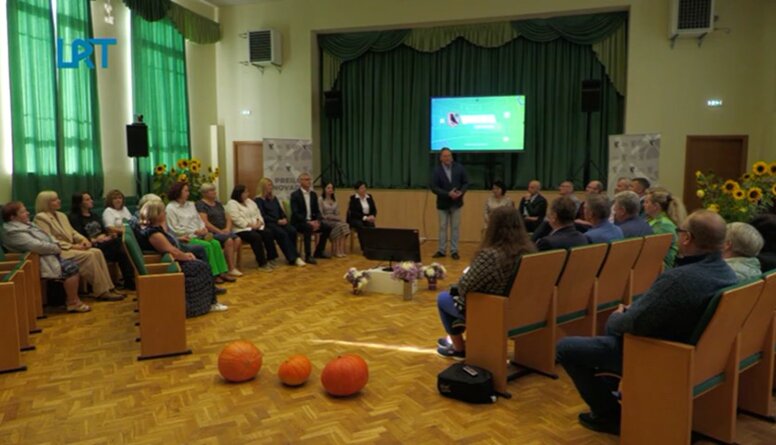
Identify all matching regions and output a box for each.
[126,124,149,158]
[324,91,343,119]
[581,79,602,113]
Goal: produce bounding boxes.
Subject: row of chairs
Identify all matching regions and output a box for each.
[0,248,44,374]
[466,233,673,394]
[621,272,776,444]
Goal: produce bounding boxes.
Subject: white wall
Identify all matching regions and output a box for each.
[214,0,776,197]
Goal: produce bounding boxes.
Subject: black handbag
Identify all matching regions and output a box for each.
[437,363,497,404]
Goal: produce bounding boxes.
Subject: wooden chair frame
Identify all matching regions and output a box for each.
[629,233,673,300]
[0,273,26,374]
[555,243,608,341]
[0,262,34,352]
[594,238,644,335]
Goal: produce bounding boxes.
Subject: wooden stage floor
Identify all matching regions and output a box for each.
[1,242,774,444]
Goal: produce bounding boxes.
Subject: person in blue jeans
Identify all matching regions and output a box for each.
[556,210,737,435]
[436,206,536,359]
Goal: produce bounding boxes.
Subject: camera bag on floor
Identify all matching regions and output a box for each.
[437,363,497,404]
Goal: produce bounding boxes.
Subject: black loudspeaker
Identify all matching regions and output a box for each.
[126,124,149,157]
[581,79,602,113]
[324,91,342,119]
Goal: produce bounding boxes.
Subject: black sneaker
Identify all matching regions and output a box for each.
[436,345,465,360]
[314,252,331,259]
[432,251,446,258]
[578,412,620,435]
[305,256,318,265]
[451,252,460,260]
[437,336,452,348]
[215,287,227,295]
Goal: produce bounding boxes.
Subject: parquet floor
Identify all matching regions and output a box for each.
[1,242,774,444]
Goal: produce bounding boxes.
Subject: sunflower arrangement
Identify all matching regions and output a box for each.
[695,160,776,222]
[152,158,220,202]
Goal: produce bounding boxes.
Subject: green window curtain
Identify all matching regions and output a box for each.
[131,13,191,195]
[321,38,623,190]
[7,0,59,207]
[57,0,104,199]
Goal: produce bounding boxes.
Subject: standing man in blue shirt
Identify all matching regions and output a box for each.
[431,148,469,260]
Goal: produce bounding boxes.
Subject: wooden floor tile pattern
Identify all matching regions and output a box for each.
[0,242,774,444]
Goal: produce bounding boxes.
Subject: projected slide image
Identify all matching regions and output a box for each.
[430,96,526,152]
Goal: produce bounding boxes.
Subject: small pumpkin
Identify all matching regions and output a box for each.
[278,354,312,386]
[218,340,263,383]
[321,353,369,396]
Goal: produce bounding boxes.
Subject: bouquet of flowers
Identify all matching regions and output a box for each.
[421,263,447,290]
[152,158,220,202]
[344,268,370,295]
[695,160,776,222]
[391,261,422,282]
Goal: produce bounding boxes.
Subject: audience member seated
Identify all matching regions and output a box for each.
[196,183,242,277]
[290,172,332,264]
[2,202,89,312]
[723,222,765,280]
[255,177,305,267]
[750,213,776,272]
[134,200,227,316]
[319,182,350,258]
[347,180,377,239]
[226,184,277,271]
[583,194,623,244]
[556,210,737,435]
[69,192,136,291]
[631,177,651,216]
[559,180,581,213]
[613,177,631,194]
[133,193,162,220]
[165,181,236,284]
[575,180,605,229]
[436,206,536,359]
[531,180,582,239]
[102,189,132,232]
[611,191,653,238]
[643,187,686,269]
[518,179,546,232]
[33,191,124,301]
[535,196,589,251]
[484,179,514,230]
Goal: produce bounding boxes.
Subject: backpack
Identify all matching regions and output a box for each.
[437,363,497,404]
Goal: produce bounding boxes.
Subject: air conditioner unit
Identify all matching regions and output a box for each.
[669,0,715,38]
[249,29,282,66]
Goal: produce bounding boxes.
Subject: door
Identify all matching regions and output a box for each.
[234,141,263,198]
[683,135,748,211]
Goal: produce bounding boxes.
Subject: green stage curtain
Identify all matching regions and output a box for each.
[321,37,623,191]
[131,14,191,196]
[510,11,627,44]
[404,22,517,52]
[123,0,171,22]
[57,0,104,200]
[167,3,220,44]
[7,0,59,207]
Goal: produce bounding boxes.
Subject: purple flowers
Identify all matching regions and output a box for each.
[391,261,422,282]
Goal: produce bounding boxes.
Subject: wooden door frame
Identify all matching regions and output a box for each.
[233,140,263,189]
[683,135,748,209]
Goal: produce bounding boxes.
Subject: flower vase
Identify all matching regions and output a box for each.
[427,277,437,291]
[403,281,413,301]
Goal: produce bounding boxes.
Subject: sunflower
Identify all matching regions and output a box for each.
[722,180,740,194]
[190,163,200,173]
[707,204,720,213]
[178,174,188,182]
[753,161,768,176]
[695,170,702,179]
[747,187,763,203]
[733,189,746,201]
[772,183,776,196]
[177,158,190,170]
[169,168,176,176]
[696,189,705,198]
[769,162,776,176]
[741,173,752,182]
[154,164,166,175]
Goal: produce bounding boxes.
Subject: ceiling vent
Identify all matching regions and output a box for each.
[249,29,282,66]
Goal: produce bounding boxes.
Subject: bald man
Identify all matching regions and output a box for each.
[557,210,737,435]
[575,180,605,228]
[518,180,547,232]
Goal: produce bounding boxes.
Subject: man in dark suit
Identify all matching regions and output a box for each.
[431,148,469,260]
[536,196,589,251]
[518,179,547,232]
[290,172,331,264]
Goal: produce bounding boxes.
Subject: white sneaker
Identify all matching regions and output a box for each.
[294,258,306,267]
[228,269,244,277]
[210,303,229,312]
[258,265,273,272]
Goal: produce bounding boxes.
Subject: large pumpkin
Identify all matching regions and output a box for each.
[321,354,369,396]
[278,354,312,386]
[218,340,263,382]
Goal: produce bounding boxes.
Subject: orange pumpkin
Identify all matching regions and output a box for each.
[218,340,263,382]
[321,354,369,396]
[278,354,312,386]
